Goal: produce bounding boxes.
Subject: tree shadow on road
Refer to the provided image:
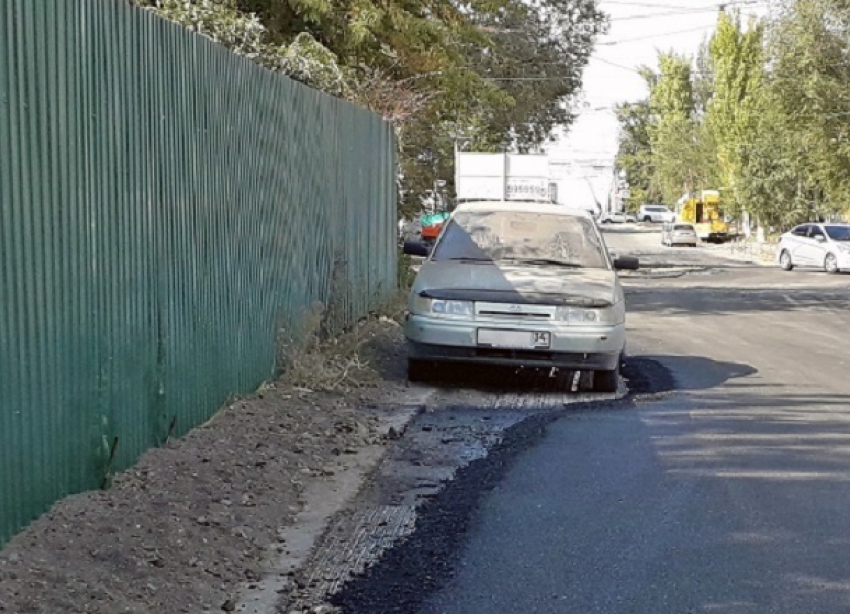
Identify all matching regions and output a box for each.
[627,286,850,316]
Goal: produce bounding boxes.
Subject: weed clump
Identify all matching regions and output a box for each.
[277,303,380,392]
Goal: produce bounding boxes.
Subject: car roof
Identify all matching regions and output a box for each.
[453,201,594,218]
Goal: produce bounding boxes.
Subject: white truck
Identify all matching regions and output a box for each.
[455,152,557,203]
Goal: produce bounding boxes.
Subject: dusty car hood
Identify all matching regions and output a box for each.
[413,261,621,307]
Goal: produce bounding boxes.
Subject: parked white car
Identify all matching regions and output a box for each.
[599,211,626,224]
[402,202,639,392]
[599,211,638,224]
[639,204,675,223]
[777,223,850,273]
[661,222,699,247]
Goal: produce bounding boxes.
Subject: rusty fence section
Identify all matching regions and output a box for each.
[0,0,396,545]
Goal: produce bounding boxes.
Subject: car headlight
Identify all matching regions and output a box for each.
[411,296,473,317]
[555,306,617,325]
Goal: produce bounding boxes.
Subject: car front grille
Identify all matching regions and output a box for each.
[474,302,556,320]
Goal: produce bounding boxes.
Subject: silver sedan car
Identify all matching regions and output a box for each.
[402,202,639,392]
[661,223,698,247]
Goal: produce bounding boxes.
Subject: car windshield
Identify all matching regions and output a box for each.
[432,210,609,269]
[674,224,693,231]
[824,226,850,241]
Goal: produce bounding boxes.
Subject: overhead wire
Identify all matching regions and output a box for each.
[608,3,768,22]
[602,0,765,9]
[598,24,719,44]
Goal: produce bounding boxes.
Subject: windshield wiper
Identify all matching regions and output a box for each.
[440,257,493,263]
[502,258,583,268]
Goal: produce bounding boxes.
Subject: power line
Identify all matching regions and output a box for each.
[484,76,579,81]
[594,56,644,73]
[604,1,716,8]
[592,56,713,77]
[598,24,717,45]
[602,0,765,9]
[609,3,767,22]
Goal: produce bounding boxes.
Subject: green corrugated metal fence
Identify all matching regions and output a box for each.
[0,0,397,546]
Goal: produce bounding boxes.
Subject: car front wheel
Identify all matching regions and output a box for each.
[592,360,621,393]
[779,250,794,271]
[407,358,433,383]
[825,253,840,274]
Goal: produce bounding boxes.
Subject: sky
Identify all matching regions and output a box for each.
[546,0,772,210]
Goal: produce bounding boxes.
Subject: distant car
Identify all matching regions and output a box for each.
[624,212,638,223]
[661,222,699,247]
[777,223,850,273]
[599,211,637,224]
[639,204,675,223]
[599,212,626,224]
[402,201,640,392]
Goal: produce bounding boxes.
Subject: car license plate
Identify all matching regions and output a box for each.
[477,329,551,349]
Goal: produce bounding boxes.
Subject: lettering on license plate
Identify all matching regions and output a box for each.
[532,332,551,347]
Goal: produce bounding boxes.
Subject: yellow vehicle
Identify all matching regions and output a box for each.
[676,190,728,242]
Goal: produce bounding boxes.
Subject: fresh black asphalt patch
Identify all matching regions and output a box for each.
[329,357,676,614]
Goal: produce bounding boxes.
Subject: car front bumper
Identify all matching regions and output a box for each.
[833,250,850,270]
[405,314,625,371]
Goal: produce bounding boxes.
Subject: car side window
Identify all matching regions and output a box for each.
[792,225,809,237]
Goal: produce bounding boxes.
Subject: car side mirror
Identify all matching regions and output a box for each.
[816,235,826,242]
[403,240,431,257]
[614,255,639,270]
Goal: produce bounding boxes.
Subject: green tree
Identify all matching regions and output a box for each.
[766,0,850,221]
[615,54,718,210]
[735,90,812,230]
[692,37,715,117]
[234,0,608,205]
[614,99,658,209]
[647,52,712,205]
[705,10,764,217]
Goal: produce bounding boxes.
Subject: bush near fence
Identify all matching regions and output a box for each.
[0,0,396,546]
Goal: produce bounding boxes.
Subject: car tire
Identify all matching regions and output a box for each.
[642,216,652,223]
[407,358,432,383]
[592,360,620,393]
[825,253,840,274]
[779,250,794,271]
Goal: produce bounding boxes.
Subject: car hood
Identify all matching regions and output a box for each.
[412,261,621,307]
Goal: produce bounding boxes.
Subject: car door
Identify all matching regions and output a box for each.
[807,225,829,267]
[789,224,814,265]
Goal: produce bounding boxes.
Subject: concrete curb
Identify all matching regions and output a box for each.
[234,393,431,614]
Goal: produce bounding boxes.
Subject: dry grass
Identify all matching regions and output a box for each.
[277,291,408,392]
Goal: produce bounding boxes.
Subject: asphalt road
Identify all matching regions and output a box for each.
[410,227,850,614]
